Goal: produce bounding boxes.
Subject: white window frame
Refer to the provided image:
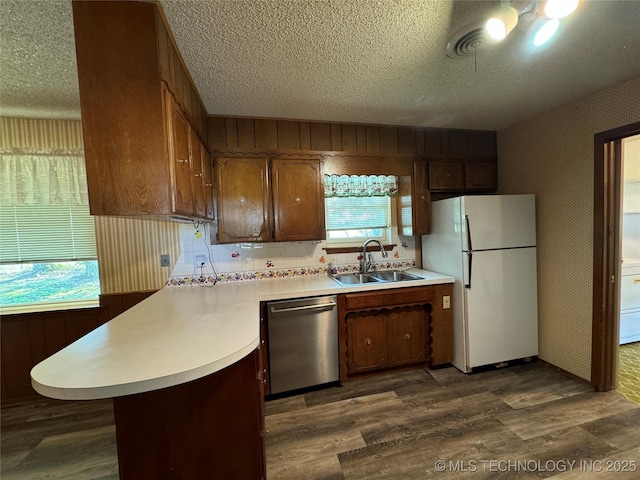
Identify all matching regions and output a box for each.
[324,195,392,247]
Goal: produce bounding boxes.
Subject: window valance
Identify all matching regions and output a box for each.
[1,154,89,206]
[324,174,397,198]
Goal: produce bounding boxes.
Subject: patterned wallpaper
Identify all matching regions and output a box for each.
[1,117,180,295]
[94,216,179,295]
[498,75,640,381]
[0,117,83,153]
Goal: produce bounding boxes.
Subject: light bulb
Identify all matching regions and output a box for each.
[533,18,560,46]
[544,0,579,19]
[485,6,519,41]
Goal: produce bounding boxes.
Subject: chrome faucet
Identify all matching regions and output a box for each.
[361,239,388,273]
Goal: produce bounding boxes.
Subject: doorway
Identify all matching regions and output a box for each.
[592,121,640,393]
[617,134,640,404]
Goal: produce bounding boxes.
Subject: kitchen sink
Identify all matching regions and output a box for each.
[332,273,382,285]
[331,270,422,286]
[371,270,422,282]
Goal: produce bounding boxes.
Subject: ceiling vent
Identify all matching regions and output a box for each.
[446,20,487,59]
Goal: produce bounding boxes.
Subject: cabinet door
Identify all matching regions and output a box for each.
[202,151,215,220]
[190,131,207,218]
[464,161,497,191]
[346,311,387,374]
[216,157,272,243]
[167,92,194,216]
[430,284,454,366]
[413,160,431,235]
[429,160,464,191]
[271,159,325,241]
[397,160,431,236]
[387,306,426,367]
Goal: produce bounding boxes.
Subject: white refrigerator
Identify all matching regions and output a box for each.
[422,194,538,373]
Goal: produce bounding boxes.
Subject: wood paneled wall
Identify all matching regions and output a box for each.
[207,116,497,159]
[1,291,156,405]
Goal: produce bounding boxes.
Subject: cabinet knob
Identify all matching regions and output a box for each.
[194,173,202,178]
[365,337,372,346]
[294,197,301,204]
[239,197,245,204]
[179,159,189,164]
[205,183,213,187]
[403,333,411,341]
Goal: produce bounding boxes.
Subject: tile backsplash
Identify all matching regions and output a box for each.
[168,223,418,284]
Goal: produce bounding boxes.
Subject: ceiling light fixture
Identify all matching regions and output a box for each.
[449,0,580,59]
[532,17,560,46]
[485,5,519,41]
[544,0,579,18]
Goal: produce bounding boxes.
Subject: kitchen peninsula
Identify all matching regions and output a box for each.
[31,269,453,479]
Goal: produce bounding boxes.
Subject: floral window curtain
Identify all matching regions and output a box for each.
[324,174,398,197]
[0,154,89,207]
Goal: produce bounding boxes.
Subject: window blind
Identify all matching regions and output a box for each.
[0,205,97,263]
[325,196,390,231]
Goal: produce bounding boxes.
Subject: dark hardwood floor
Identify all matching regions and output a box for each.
[2,362,640,479]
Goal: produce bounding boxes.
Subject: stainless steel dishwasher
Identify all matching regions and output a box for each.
[266,295,339,395]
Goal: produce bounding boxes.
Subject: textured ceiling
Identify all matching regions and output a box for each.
[1,0,639,130]
[0,0,80,120]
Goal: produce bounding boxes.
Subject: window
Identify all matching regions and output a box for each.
[325,196,391,244]
[324,175,396,246]
[0,118,100,313]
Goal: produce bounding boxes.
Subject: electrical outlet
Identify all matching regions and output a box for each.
[443,295,451,309]
[195,254,206,269]
[160,254,170,267]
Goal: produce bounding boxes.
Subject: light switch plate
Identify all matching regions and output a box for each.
[160,254,171,267]
[443,295,451,309]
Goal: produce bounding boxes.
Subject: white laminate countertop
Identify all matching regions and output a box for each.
[30,269,453,400]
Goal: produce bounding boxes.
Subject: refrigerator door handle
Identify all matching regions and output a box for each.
[465,214,472,251]
[465,251,473,289]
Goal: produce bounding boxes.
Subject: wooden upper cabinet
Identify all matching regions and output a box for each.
[72,1,210,220]
[202,151,215,220]
[429,159,497,193]
[271,159,325,241]
[464,161,497,191]
[215,158,272,243]
[190,130,207,218]
[429,160,464,191]
[167,92,194,216]
[215,157,325,243]
[398,159,430,236]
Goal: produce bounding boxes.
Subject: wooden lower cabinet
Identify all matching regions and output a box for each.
[113,350,265,480]
[340,285,453,381]
[346,310,387,374]
[388,306,427,367]
[346,305,427,375]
